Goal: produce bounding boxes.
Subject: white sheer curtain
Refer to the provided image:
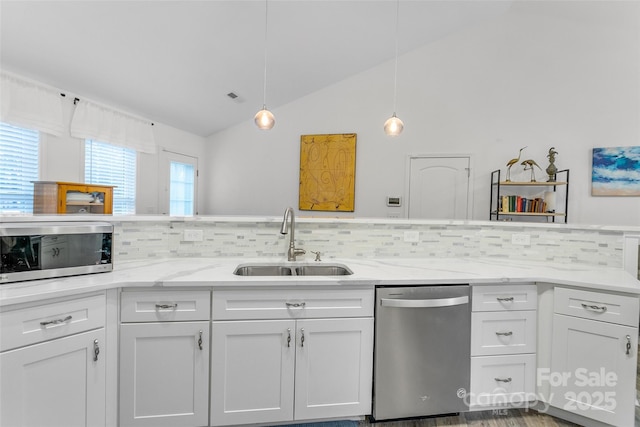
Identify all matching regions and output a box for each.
[70,99,156,154]
[0,72,65,136]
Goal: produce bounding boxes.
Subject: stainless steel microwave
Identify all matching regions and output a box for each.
[0,221,113,284]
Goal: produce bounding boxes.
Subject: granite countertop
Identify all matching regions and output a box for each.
[1,257,639,307]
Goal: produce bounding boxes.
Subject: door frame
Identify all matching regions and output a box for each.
[404,153,475,220]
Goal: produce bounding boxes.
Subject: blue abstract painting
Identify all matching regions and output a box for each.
[592,146,640,196]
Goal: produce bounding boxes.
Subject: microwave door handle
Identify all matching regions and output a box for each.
[380,296,469,308]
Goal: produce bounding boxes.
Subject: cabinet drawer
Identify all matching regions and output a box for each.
[212,288,374,320]
[121,290,211,322]
[472,284,537,312]
[470,353,536,407]
[554,287,639,327]
[0,293,105,352]
[471,311,536,356]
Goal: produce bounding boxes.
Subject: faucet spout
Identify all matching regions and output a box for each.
[280,207,305,261]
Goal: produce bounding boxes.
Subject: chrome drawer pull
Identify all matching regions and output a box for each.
[285,302,306,308]
[198,330,203,351]
[40,315,72,327]
[155,303,178,310]
[581,303,607,313]
[287,328,292,348]
[93,339,100,361]
[495,377,512,383]
[495,331,513,336]
[496,297,514,302]
[300,328,305,348]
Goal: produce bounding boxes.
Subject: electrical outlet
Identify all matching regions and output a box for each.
[511,233,531,246]
[184,229,204,242]
[404,231,420,243]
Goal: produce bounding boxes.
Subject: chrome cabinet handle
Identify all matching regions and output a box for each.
[198,330,203,351]
[496,297,514,302]
[155,303,178,310]
[626,335,632,355]
[495,331,513,336]
[93,339,100,362]
[287,328,292,348]
[300,328,305,348]
[581,303,607,313]
[40,315,72,327]
[494,377,512,383]
[286,302,306,308]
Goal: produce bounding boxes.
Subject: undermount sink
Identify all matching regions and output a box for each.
[233,263,352,277]
[233,265,293,276]
[294,265,352,276]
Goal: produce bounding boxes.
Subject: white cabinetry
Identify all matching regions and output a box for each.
[550,287,638,426]
[0,293,106,427]
[119,290,211,427]
[470,284,537,408]
[211,288,374,426]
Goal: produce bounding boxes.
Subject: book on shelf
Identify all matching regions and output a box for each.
[499,195,548,213]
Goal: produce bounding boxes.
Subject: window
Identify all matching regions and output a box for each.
[85,140,136,215]
[0,122,39,213]
[170,161,195,216]
[160,150,197,216]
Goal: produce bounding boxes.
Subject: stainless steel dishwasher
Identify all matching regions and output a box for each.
[373,285,471,421]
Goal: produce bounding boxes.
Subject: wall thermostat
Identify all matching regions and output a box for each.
[386,196,402,207]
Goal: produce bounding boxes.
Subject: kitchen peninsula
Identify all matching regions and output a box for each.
[1,215,639,427]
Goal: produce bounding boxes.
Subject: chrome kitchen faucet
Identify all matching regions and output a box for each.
[280,207,305,261]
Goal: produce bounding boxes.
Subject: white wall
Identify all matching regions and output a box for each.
[204,1,640,226]
[40,98,207,214]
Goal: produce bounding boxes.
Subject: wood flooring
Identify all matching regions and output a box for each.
[361,409,580,427]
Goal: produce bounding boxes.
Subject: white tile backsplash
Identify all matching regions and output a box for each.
[111,219,626,268]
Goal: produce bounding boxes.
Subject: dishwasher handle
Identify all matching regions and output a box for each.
[380,295,469,308]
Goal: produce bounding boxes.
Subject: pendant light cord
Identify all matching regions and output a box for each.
[262,0,269,109]
[392,0,399,115]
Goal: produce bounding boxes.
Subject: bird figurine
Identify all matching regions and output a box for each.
[506,147,527,181]
[521,159,542,182]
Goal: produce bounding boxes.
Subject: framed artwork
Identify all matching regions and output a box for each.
[592,146,640,196]
[299,133,356,212]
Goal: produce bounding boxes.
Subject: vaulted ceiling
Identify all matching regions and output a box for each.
[1,1,516,136]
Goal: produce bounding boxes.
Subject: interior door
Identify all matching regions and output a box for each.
[408,156,470,219]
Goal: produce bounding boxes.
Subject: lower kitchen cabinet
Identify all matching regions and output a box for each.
[119,322,210,427]
[550,314,637,426]
[549,287,639,427]
[294,317,374,420]
[0,328,106,427]
[211,317,374,426]
[469,284,537,409]
[0,292,107,427]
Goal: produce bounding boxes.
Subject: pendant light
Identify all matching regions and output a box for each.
[254,0,275,130]
[384,0,403,136]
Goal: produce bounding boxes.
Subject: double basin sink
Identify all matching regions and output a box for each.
[234,263,353,277]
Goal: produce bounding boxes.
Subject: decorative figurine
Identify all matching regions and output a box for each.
[546,147,558,182]
[506,146,527,182]
[521,159,542,182]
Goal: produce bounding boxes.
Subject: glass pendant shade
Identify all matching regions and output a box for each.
[384,114,404,136]
[254,107,275,130]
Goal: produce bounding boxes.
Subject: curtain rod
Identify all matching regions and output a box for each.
[59,92,154,126]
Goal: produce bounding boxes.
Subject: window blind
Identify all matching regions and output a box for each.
[0,122,39,213]
[85,139,136,215]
